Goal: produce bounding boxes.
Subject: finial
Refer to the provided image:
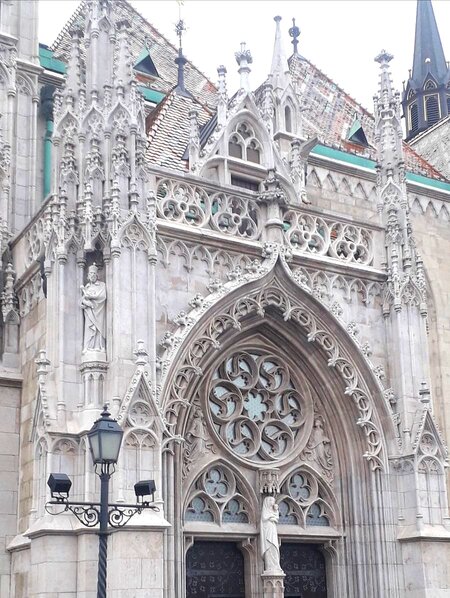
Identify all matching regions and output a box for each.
[289,18,300,55]
[374,49,394,65]
[174,18,190,96]
[235,42,253,92]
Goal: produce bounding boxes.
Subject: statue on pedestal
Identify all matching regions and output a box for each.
[260,496,283,574]
[81,264,106,352]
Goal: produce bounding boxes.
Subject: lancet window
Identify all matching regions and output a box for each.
[425,95,440,126]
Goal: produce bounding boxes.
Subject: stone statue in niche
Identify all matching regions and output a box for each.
[183,404,215,477]
[260,496,283,574]
[81,263,106,352]
[301,414,334,482]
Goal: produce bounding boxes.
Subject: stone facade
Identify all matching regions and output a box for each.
[0,1,450,597]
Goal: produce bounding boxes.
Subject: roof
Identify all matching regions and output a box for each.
[39,44,66,75]
[50,0,217,107]
[146,89,212,172]
[288,53,447,180]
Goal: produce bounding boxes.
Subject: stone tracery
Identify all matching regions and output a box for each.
[208,349,313,464]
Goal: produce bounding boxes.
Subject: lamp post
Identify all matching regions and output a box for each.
[46,405,157,598]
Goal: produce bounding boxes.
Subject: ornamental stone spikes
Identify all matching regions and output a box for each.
[217,65,228,126]
[188,108,200,171]
[270,16,290,96]
[235,42,253,92]
[115,20,132,92]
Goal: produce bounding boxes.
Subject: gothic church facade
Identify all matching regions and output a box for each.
[0,0,450,597]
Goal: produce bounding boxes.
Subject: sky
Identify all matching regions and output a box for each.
[38,0,450,112]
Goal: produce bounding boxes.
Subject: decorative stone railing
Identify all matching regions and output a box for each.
[155,177,262,241]
[283,210,375,266]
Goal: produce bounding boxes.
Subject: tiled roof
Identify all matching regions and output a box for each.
[146,90,212,172]
[51,0,217,107]
[289,54,447,180]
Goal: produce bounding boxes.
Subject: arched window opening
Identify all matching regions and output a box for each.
[228,136,243,159]
[285,105,293,132]
[425,95,440,126]
[410,103,419,133]
[246,139,261,164]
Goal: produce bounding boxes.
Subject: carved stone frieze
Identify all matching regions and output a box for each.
[288,265,382,307]
[156,177,262,240]
[284,209,374,265]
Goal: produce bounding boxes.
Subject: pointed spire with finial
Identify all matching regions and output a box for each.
[289,18,300,56]
[270,16,290,94]
[412,0,447,85]
[374,50,404,182]
[235,42,253,92]
[402,0,450,139]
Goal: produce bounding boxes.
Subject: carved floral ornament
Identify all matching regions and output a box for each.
[159,258,388,471]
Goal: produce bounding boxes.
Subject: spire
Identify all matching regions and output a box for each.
[402,0,450,139]
[174,18,191,97]
[235,42,252,92]
[412,0,447,85]
[270,16,290,93]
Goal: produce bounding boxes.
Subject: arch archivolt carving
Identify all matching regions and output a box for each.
[159,252,391,471]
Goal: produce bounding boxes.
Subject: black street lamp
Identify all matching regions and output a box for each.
[46,405,157,598]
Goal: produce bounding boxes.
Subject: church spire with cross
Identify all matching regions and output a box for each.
[402,0,450,140]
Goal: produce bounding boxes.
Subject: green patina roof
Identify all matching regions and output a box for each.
[311,144,450,193]
[39,45,66,75]
[138,86,165,104]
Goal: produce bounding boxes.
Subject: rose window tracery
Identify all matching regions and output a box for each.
[208,350,313,465]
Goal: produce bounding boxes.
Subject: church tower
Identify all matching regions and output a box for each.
[402,0,450,140]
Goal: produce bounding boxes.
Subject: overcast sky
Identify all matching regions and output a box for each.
[38,0,450,112]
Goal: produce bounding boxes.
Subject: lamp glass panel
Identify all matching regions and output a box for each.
[99,429,123,462]
[89,433,100,463]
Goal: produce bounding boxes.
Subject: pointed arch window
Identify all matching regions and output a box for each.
[424,80,437,90]
[285,105,293,133]
[409,102,419,133]
[425,94,440,126]
[228,135,243,159]
[246,139,261,164]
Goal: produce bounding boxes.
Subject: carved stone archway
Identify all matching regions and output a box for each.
[159,261,399,598]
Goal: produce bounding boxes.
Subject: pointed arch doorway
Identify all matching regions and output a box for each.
[280,543,327,598]
[186,540,245,598]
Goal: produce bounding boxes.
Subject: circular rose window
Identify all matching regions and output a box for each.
[208,350,313,465]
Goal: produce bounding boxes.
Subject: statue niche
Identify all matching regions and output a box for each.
[81,263,106,355]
